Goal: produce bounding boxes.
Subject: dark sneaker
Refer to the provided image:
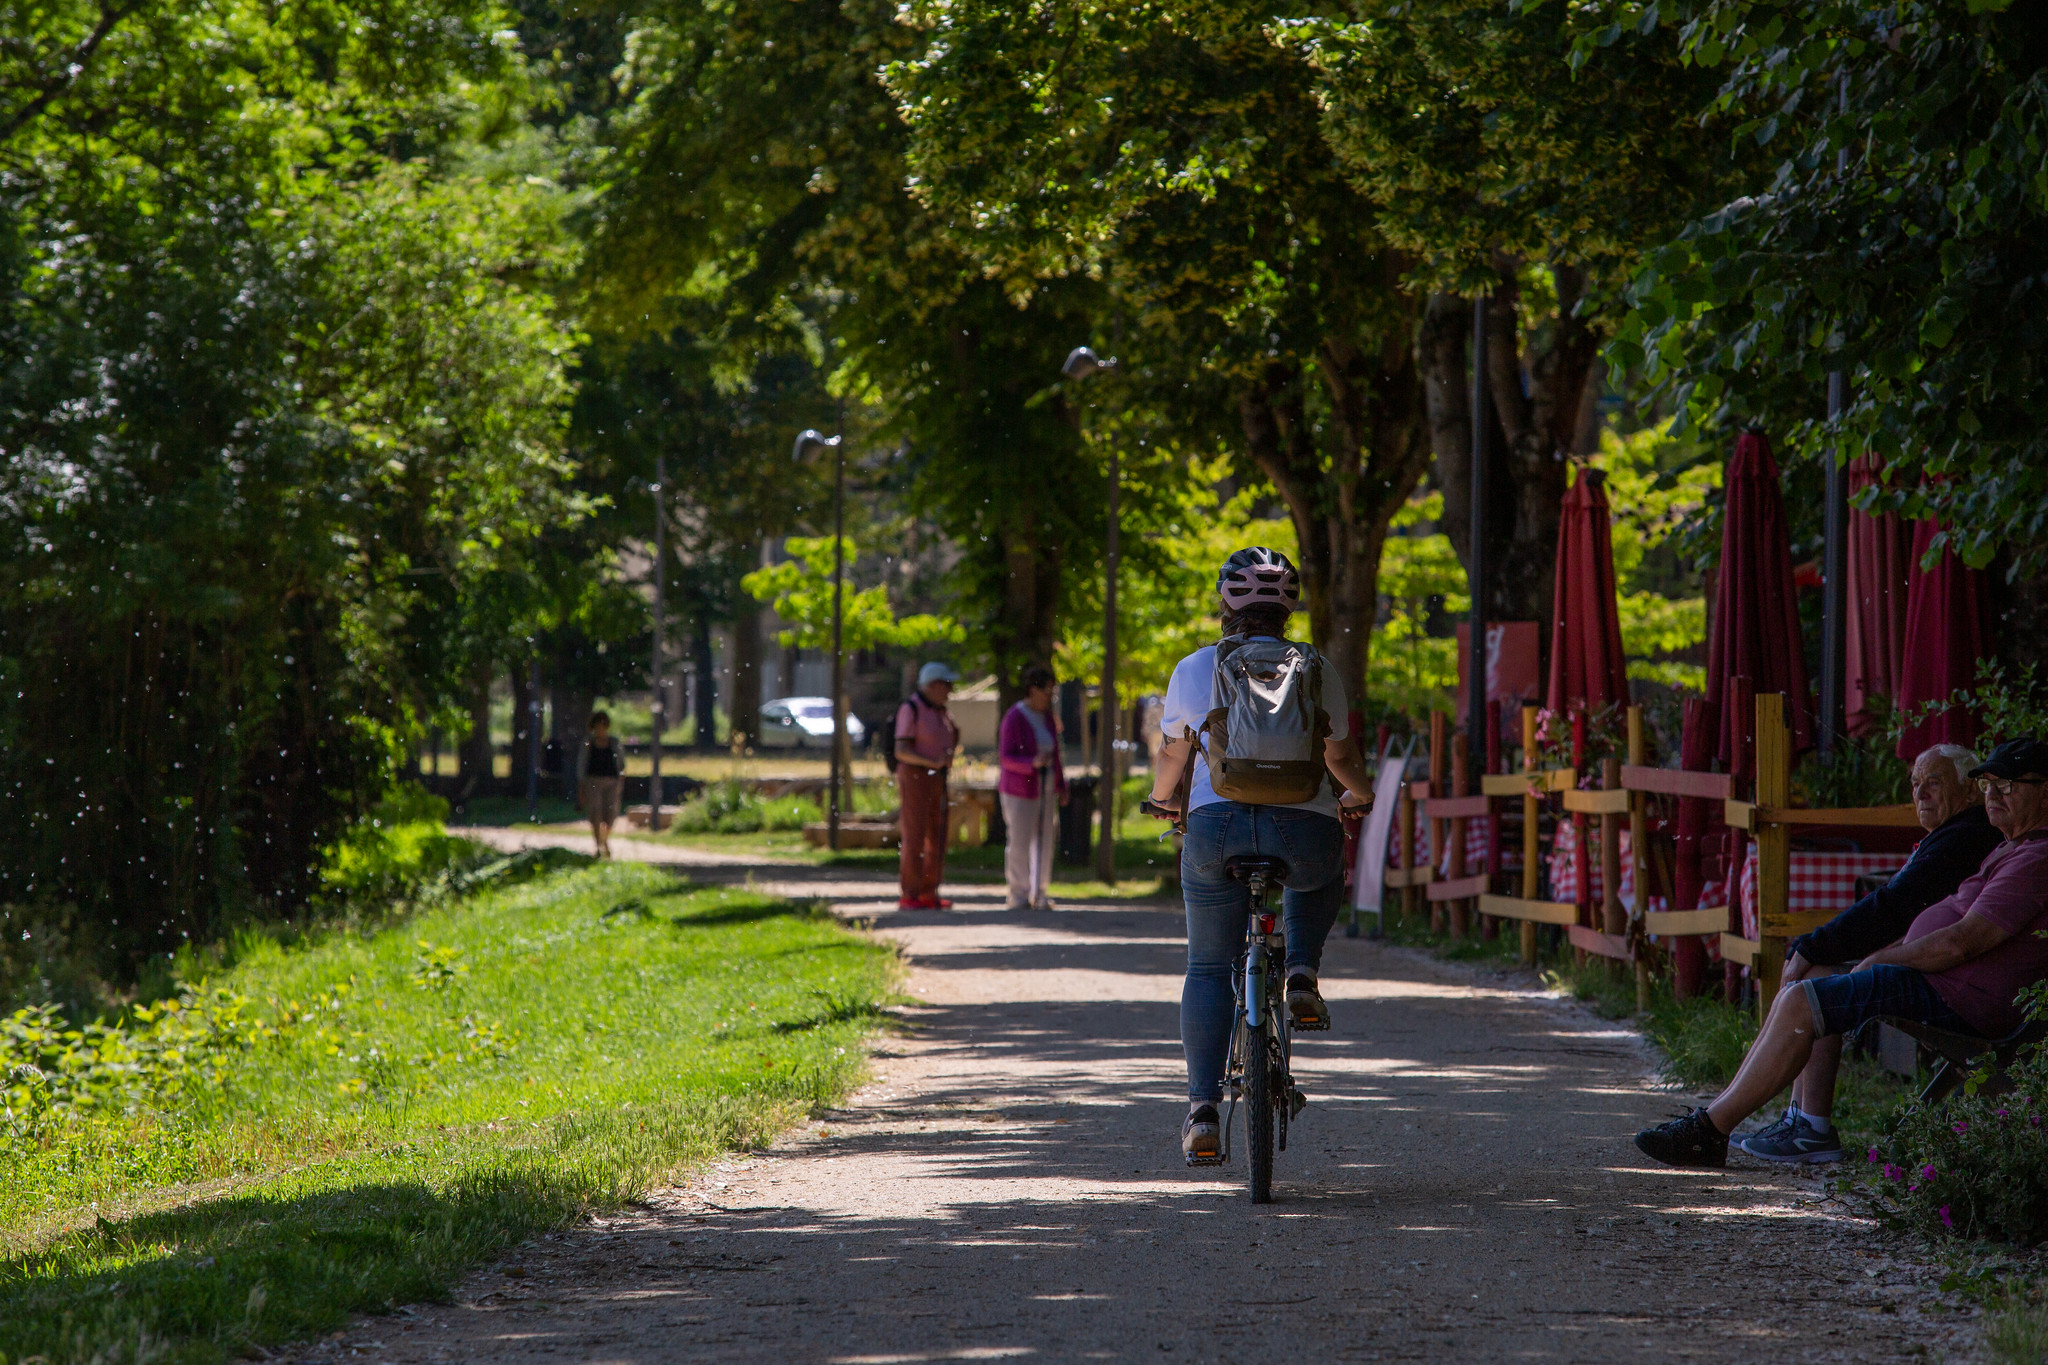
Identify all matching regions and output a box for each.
[1287,974,1330,1031]
[1739,1113,1844,1164]
[1634,1108,1728,1168]
[1182,1105,1223,1166]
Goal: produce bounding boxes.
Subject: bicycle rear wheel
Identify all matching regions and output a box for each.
[1245,1019,1275,1203]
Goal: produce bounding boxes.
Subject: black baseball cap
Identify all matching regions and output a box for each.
[1970,738,2048,780]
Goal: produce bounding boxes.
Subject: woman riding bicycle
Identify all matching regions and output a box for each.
[1147,548,1376,1164]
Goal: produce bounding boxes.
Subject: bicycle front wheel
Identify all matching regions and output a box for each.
[1245,1019,1275,1204]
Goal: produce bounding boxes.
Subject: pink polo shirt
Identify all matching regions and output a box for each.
[1903,829,2048,1036]
[895,693,958,771]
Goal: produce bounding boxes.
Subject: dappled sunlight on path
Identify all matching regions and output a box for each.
[328,835,1972,1363]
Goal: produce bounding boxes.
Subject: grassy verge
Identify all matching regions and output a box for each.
[0,862,896,1364]
[1376,910,1915,1143]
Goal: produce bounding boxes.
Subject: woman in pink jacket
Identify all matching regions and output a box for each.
[998,665,1068,910]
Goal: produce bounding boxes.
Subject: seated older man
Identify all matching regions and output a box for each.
[1736,744,2002,1163]
[1637,737,2048,1169]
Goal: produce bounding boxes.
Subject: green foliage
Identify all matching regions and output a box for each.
[1592,424,1720,691]
[1895,661,2048,755]
[1796,730,1914,810]
[742,537,962,654]
[0,0,582,967]
[1601,1,2048,572]
[315,788,486,913]
[0,863,896,1361]
[1368,494,1466,719]
[671,781,822,835]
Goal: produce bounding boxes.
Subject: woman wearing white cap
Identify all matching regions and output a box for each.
[893,661,961,909]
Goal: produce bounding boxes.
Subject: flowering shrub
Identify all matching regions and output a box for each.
[1860,982,2048,1243]
[1526,703,1628,777]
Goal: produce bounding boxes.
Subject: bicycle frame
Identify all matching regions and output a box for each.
[1218,871,1294,1169]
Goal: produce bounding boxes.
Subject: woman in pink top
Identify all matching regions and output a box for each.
[998,665,1067,910]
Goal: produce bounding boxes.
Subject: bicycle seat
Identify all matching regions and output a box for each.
[1224,855,1289,884]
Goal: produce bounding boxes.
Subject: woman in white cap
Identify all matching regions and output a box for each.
[893,661,961,909]
[1147,548,1375,1165]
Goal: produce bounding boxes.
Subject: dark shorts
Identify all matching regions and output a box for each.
[1799,964,1979,1039]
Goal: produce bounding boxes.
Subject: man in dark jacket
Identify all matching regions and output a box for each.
[1739,744,2000,1162]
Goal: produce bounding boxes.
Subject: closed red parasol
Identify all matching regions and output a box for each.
[1706,431,1815,779]
[1845,455,1913,737]
[1545,468,1630,713]
[1894,519,1988,759]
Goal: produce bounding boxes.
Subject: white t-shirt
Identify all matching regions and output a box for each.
[1160,640,1351,820]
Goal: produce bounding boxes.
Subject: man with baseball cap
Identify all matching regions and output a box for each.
[1637,736,2048,1168]
[894,661,961,910]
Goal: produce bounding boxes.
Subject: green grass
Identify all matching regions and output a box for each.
[0,862,896,1364]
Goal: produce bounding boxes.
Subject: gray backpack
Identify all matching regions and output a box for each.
[1196,635,1332,804]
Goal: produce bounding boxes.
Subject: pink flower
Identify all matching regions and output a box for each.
[1923,1164,1939,1180]
[1953,1122,1969,1134]
[1998,1109,2011,1118]
[1885,1164,1905,1182]
[1940,1205,1954,1230]
[1868,1147,1882,1163]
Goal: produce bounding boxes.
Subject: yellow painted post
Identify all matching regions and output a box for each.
[1398,781,1418,923]
[1755,692,1791,1022]
[1628,705,1652,1013]
[1449,732,1470,938]
[1520,704,1539,964]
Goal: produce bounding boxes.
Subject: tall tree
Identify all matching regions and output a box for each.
[889,0,1432,701]
[1295,0,1750,630]
[1602,0,2048,582]
[588,0,1105,695]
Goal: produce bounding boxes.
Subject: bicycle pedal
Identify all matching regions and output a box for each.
[1184,1152,1227,1168]
[1289,1089,1309,1120]
[1291,1014,1331,1032]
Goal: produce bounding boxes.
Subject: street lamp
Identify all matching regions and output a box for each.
[793,428,848,852]
[1062,345,1121,885]
[650,453,667,832]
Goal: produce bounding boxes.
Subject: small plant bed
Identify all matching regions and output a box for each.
[0,862,897,1364]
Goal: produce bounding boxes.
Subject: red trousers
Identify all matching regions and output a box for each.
[897,765,949,899]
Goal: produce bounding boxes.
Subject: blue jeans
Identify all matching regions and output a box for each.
[1180,803,1346,1103]
[1800,963,1980,1039]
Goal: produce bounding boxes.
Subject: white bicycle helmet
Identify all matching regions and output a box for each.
[1217,547,1300,614]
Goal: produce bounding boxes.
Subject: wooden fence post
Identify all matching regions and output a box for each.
[1520,703,1540,964]
[1429,711,1448,935]
[1449,731,1470,938]
[1398,781,1419,923]
[1755,691,1791,1022]
[1628,705,1652,1014]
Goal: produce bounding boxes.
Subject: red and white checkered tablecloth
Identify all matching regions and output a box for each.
[1549,819,1638,907]
[1736,848,1907,940]
[1385,820,1494,877]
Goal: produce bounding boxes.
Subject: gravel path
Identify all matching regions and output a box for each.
[325,831,1976,1363]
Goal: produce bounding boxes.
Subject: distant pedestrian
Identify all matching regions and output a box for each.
[578,710,624,858]
[894,662,961,910]
[998,665,1067,911]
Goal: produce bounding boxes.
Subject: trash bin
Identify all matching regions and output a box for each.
[1059,775,1098,866]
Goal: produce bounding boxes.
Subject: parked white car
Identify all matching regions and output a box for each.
[758,697,867,751]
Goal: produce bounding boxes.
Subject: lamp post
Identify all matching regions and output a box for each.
[527,646,542,825]
[650,452,667,831]
[794,429,848,851]
[1063,345,1120,885]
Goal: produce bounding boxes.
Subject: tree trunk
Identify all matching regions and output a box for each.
[693,614,720,751]
[730,601,762,745]
[510,658,535,795]
[458,664,494,795]
[992,512,1060,716]
[1424,265,1598,641]
[1238,305,1433,711]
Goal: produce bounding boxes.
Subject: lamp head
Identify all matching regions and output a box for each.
[792,429,843,462]
[1061,346,1118,380]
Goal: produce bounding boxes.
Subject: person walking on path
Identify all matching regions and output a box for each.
[576,710,625,859]
[1147,548,1375,1163]
[894,662,961,910]
[998,665,1067,911]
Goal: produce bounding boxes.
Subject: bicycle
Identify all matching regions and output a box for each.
[1140,801,1310,1204]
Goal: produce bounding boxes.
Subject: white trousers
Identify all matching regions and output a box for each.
[1000,788,1060,908]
